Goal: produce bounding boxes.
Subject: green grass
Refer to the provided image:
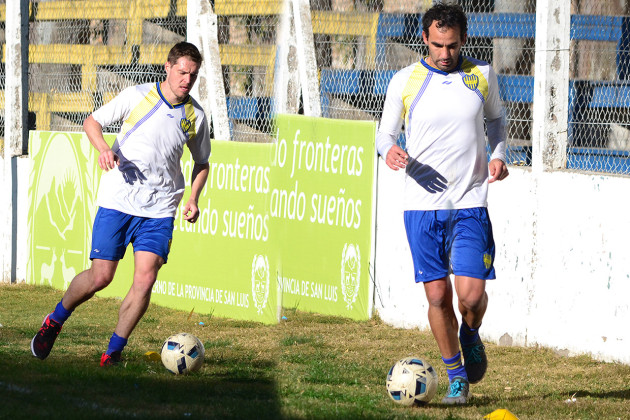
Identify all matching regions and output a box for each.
[1,284,629,419]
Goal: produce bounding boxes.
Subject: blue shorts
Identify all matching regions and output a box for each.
[89,207,175,263]
[404,208,496,283]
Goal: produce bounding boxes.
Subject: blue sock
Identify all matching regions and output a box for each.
[460,321,480,346]
[49,300,73,325]
[442,352,468,382]
[106,333,128,355]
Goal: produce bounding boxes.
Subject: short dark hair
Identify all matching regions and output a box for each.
[167,41,203,66]
[422,2,468,41]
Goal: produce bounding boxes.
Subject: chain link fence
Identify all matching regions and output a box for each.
[1,1,186,137]
[216,1,279,142]
[313,0,535,166]
[569,0,630,173]
[0,0,629,174]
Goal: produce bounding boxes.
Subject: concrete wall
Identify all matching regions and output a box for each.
[0,155,32,283]
[374,160,630,365]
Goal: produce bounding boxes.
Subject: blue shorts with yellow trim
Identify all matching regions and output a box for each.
[89,207,174,263]
[403,207,496,283]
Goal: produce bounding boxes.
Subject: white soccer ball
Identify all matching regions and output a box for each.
[160,333,205,375]
[386,357,438,406]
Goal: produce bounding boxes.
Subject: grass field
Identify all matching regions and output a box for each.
[1,284,629,419]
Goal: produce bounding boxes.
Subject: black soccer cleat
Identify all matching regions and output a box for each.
[461,336,487,384]
[31,314,62,360]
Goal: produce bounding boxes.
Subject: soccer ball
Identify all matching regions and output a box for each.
[386,357,438,406]
[160,333,205,375]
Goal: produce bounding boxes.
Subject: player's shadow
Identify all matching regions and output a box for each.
[116,148,147,186]
[405,157,448,193]
[4,352,284,419]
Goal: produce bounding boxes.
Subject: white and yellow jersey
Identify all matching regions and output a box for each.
[92,82,211,218]
[376,56,505,211]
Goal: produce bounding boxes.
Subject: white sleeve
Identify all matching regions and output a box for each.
[187,111,211,165]
[484,65,506,162]
[376,72,406,158]
[483,65,503,121]
[487,116,506,162]
[91,86,136,129]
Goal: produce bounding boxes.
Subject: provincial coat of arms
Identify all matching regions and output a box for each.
[340,243,360,310]
[251,254,270,315]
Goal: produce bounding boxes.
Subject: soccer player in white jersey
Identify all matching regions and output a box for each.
[31,42,211,366]
[376,3,509,404]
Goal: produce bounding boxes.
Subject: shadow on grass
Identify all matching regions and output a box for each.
[467,388,630,406]
[571,389,630,400]
[0,352,283,420]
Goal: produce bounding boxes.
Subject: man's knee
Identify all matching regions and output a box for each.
[132,268,159,296]
[458,291,487,313]
[134,272,157,287]
[424,280,453,309]
[88,269,115,290]
[132,251,163,293]
[427,293,453,309]
[88,261,118,290]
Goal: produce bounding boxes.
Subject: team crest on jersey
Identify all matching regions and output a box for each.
[483,253,492,269]
[180,117,192,134]
[462,73,479,91]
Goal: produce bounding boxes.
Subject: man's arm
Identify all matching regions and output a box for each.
[485,64,509,183]
[377,71,407,171]
[83,114,118,171]
[182,162,210,223]
[486,116,509,183]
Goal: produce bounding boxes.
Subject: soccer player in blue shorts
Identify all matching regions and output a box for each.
[31,42,211,366]
[376,3,510,404]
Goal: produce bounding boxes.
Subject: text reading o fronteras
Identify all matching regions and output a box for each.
[276,130,364,178]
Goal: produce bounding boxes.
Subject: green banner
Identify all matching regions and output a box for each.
[28,132,279,324]
[28,132,101,291]
[272,115,377,320]
[27,115,376,323]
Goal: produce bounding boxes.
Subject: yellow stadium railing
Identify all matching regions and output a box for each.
[0,91,118,131]
[0,0,378,129]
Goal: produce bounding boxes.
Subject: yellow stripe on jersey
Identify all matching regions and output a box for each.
[119,85,161,142]
[460,58,489,101]
[182,99,197,142]
[401,62,431,127]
